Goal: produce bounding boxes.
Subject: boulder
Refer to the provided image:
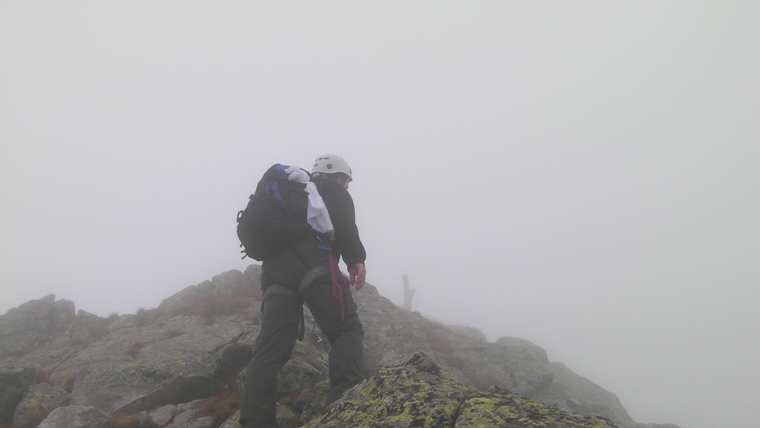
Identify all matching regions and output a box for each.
[304,353,471,427]
[12,382,71,427]
[148,404,177,426]
[457,386,618,428]
[37,405,110,428]
[0,295,76,359]
[447,325,488,342]
[302,353,618,428]
[532,362,637,428]
[460,336,554,396]
[209,342,253,385]
[170,409,215,428]
[356,285,444,372]
[157,282,213,315]
[209,270,248,298]
[0,366,36,425]
[65,313,252,411]
[116,375,225,414]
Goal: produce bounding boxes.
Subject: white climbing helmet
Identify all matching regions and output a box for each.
[311,154,353,181]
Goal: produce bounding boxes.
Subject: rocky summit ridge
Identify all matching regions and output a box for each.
[0,265,680,428]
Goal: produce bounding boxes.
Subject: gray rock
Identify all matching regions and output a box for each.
[189,416,214,428]
[64,311,250,412]
[276,339,329,394]
[158,283,212,315]
[302,353,618,428]
[461,336,554,396]
[210,270,247,298]
[636,424,682,428]
[209,342,252,385]
[107,314,138,331]
[12,382,71,427]
[0,366,35,425]
[357,285,436,372]
[149,404,177,425]
[218,411,242,428]
[37,405,110,428]
[533,362,637,428]
[0,295,76,359]
[447,324,488,342]
[172,408,198,426]
[169,408,215,428]
[188,416,215,428]
[116,375,225,414]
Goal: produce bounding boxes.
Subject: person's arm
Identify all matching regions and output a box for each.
[319,181,367,287]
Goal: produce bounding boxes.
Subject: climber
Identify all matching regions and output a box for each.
[239,154,367,428]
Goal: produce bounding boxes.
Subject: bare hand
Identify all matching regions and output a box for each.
[349,263,366,290]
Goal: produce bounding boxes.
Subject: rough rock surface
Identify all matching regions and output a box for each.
[304,353,617,428]
[11,382,71,427]
[464,336,555,395]
[0,366,36,425]
[36,405,110,428]
[457,387,617,428]
[531,362,637,428]
[0,295,76,360]
[0,264,681,428]
[305,353,471,427]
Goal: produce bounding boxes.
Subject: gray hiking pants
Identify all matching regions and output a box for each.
[239,275,365,427]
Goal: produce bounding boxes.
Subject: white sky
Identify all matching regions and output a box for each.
[1,3,758,428]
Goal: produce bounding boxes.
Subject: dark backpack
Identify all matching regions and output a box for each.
[236,164,314,261]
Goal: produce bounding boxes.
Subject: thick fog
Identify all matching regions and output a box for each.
[2,3,758,428]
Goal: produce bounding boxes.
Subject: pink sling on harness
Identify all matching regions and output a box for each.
[327,246,355,321]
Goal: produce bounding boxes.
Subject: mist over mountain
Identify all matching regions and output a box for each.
[3,3,758,428]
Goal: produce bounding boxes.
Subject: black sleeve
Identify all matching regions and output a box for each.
[316,181,367,267]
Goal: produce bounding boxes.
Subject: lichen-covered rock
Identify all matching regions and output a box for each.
[297,379,330,425]
[457,386,618,428]
[12,382,71,427]
[303,353,471,427]
[276,337,329,392]
[301,353,619,428]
